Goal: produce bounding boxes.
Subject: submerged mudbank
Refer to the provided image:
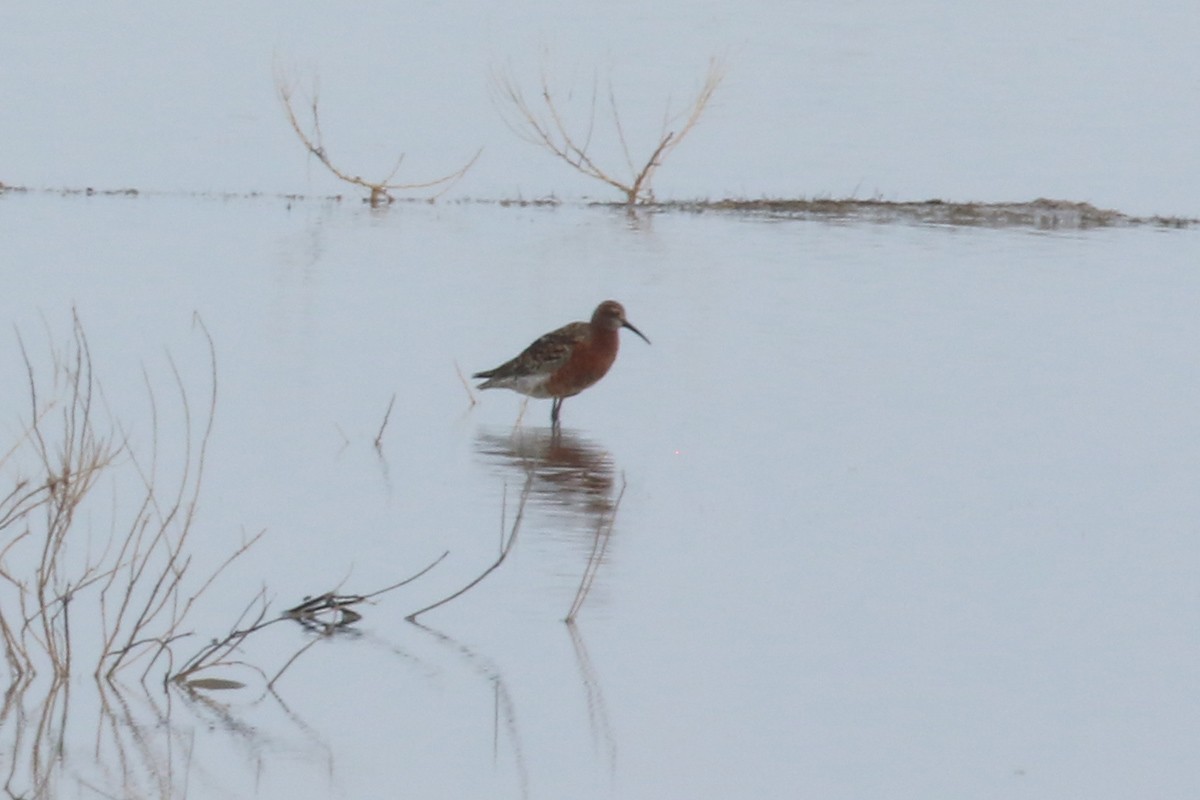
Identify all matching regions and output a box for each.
[650,197,1197,229]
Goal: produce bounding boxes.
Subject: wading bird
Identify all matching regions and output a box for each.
[473,300,650,427]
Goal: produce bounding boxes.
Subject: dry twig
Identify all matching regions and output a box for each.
[454,360,478,410]
[374,393,397,451]
[171,549,449,689]
[405,472,533,622]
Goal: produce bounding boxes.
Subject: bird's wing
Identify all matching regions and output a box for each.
[493,321,588,379]
[515,322,590,375]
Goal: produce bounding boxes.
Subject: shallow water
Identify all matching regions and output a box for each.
[3,1,1199,217]
[2,192,1198,798]
[4,5,1200,795]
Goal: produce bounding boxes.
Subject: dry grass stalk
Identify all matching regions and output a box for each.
[405,471,533,622]
[374,393,397,451]
[93,316,249,682]
[0,314,120,679]
[0,313,271,691]
[169,588,278,686]
[0,313,252,795]
[493,58,724,204]
[172,549,449,690]
[453,360,478,410]
[276,72,481,206]
[565,474,626,622]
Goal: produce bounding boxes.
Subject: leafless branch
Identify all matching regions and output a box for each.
[276,70,482,206]
[493,58,724,204]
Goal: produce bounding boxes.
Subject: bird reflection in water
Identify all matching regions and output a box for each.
[475,425,626,617]
[475,427,620,533]
[474,425,620,765]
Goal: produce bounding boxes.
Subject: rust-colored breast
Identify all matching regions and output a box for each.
[545,329,620,398]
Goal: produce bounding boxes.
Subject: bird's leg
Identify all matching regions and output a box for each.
[550,397,562,427]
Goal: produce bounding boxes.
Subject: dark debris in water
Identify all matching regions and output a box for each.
[648,197,1198,229]
[2,182,1194,229]
[185,677,247,691]
[285,592,366,632]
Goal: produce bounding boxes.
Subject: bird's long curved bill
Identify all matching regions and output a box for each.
[623,320,651,345]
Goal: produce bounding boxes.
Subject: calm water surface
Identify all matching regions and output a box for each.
[3,1,1198,216]
[1,193,1197,799]
[3,1,1198,794]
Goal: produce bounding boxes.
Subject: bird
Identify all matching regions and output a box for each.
[473,300,650,427]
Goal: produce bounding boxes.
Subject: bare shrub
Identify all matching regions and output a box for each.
[493,58,724,204]
[0,313,264,688]
[276,71,482,206]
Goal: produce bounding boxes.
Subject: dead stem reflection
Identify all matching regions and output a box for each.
[0,669,306,799]
[0,674,66,798]
[168,678,335,789]
[475,427,626,619]
[93,679,190,798]
[567,622,617,775]
[406,621,530,799]
[97,674,337,799]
